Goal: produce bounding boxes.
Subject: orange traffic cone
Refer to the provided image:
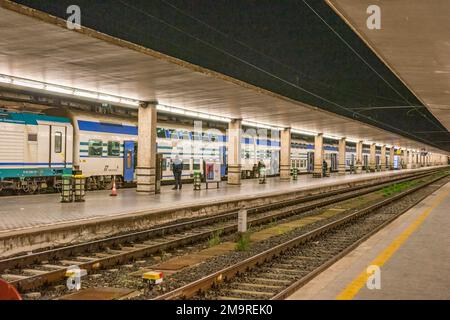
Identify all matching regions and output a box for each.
[110,177,117,197]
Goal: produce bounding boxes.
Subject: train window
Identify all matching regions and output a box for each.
[88,139,103,157]
[54,132,62,153]
[192,132,202,141]
[126,151,132,169]
[180,131,191,140]
[28,133,37,142]
[161,158,168,171]
[202,133,210,142]
[107,141,120,157]
[193,161,200,170]
[210,133,219,142]
[183,162,190,170]
[157,128,167,139]
[168,129,178,139]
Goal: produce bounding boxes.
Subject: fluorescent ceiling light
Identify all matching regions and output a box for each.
[12,78,44,90]
[99,94,121,103]
[242,120,279,130]
[120,98,139,106]
[45,85,73,95]
[74,90,98,99]
[156,104,171,112]
[291,128,316,136]
[0,74,12,84]
[196,113,211,120]
[185,111,200,118]
[170,108,186,115]
[210,115,231,123]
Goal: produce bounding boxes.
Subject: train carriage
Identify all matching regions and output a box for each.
[0,110,73,193]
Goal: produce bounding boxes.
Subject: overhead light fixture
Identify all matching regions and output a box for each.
[291,128,316,136]
[242,120,281,131]
[0,74,12,84]
[45,85,73,95]
[120,98,139,106]
[74,90,99,99]
[99,94,121,103]
[1,74,441,154]
[12,78,44,90]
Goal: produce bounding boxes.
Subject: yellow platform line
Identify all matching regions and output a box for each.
[336,184,450,300]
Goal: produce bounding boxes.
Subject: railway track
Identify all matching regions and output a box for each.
[0,169,443,293]
[153,170,449,300]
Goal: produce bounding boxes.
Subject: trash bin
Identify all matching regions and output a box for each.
[292,168,298,180]
[73,174,86,202]
[193,171,201,190]
[60,174,73,203]
[259,167,266,184]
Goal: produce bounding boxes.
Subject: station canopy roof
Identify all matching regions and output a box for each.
[327,0,450,151]
[0,0,448,154]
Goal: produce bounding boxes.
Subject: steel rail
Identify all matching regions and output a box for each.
[153,171,449,300]
[1,169,442,291]
[1,169,434,271]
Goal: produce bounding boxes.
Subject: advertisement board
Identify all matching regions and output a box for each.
[205,161,221,183]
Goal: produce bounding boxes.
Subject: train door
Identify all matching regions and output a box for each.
[123,141,135,182]
[50,125,67,167]
[363,155,368,169]
[331,153,337,171]
[220,146,227,177]
[307,152,314,172]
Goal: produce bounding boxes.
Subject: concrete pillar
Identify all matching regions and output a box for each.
[402,149,407,169]
[356,141,363,174]
[227,119,242,185]
[338,137,346,175]
[369,143,376,172]
[380,145,387,171]
[280,128,291,181]
[407,150,413,169]
[136,101,157,194]
[389,147,395,170]
[313,133,324,177]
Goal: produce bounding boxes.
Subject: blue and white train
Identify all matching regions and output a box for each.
[0,108,354,193]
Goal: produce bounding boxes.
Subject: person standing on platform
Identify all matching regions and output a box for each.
[322,160,328,177]
[172,155,183,190]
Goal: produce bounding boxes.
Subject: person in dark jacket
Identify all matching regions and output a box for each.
[172,155,183,190]
[322,160,328,177]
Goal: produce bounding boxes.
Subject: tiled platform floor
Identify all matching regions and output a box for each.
[0,167,442,233]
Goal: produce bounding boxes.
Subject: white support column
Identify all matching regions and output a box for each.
[356,141,363,174]
[280,128,291,181]
[136,101,157,194]
[227,119,242,185]
[338,137,346,175]
[406,150,411,169]
[380,145,387,171]
[389,147,395,170]
[313,133,324,177]
[402,149,407,169]
[369,143,376,172]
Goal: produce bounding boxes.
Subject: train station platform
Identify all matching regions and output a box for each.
[287,179,450,300]
[0,166,445,258]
